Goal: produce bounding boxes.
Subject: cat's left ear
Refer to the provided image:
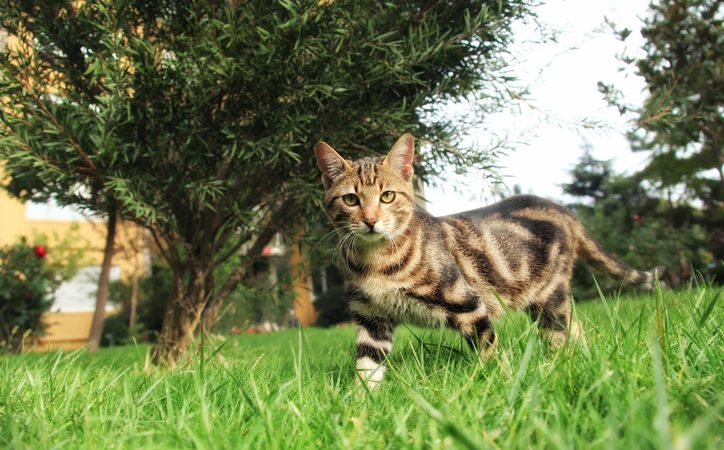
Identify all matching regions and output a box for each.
[383,133,414,182]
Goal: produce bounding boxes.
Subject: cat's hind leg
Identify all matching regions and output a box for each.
[448,303,497,360]
[526,283,582,348]
[469,314,498,359]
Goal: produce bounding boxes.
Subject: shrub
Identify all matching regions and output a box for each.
[0,240,57,351]
[104,263,172,344]
[214,274,296,333]
[100,314,129,347]
[314,285,352,327]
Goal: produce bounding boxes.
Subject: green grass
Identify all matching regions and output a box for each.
[1,283,722,449]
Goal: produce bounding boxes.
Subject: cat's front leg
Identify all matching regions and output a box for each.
[352,313,395,389]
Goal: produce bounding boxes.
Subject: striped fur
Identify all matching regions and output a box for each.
[315,134,662,388]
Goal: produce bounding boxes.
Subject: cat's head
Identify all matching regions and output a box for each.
[315,134,415,243]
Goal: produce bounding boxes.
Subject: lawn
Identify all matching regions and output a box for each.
[1,283,722,449]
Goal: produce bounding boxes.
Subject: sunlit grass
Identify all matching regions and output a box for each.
[1,282,722,449]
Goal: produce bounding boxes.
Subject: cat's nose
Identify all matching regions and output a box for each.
[362,218,378,231]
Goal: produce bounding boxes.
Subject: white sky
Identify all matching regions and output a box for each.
[426,0,653,216]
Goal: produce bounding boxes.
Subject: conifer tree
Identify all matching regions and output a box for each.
[0,0,530,363]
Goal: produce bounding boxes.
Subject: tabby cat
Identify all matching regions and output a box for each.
[315,133,661,388]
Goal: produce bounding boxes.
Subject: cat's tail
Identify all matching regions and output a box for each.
[577,233,664,289]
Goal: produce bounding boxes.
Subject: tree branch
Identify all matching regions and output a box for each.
[0,58,103,183]
[149,226,182,272]
[215,199,294,301]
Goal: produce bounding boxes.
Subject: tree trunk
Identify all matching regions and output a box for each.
[202,294,221,332]
[128,231,143,333]
[151,265,209,365]
[715,152,723,202]
[150,221,281,365]
[87,210,117,352]
[128,271,139,332]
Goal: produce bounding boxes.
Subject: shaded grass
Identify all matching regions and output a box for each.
[1,282,722,449]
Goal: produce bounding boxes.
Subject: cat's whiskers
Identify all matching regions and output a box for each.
[345,233,359,265]
[346,234,361,273]
[333,228,359,273]
[345,228,360,252]
[333,229,351,259]
[310,224,354,257]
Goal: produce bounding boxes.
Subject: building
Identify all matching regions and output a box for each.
[0,186,149,350]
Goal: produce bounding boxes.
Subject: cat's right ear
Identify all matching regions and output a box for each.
[383,133,414,182]
[315,141,351,188]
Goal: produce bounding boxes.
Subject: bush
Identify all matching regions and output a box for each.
[314,285,352,327]
[208,253,296,333]
[104,263,171,345]
[100,314,129,347]
[564,152,718,298]
[0,240,57,351]
[105,258,298,341]
[214,275,296,333]
[134,264,171,341]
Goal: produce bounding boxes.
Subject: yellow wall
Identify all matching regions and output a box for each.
[30,311,108,351]
[0,186,146,281]
[1,182,148,350]
[289,238,318,326]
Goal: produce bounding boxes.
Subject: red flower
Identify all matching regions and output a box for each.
[33,245,47,258]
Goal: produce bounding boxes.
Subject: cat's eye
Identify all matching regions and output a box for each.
[380,191,396,203]
[342,193,359,206]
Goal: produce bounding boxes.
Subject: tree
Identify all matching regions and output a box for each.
[563,141,613,201]
[600,0,723,268]
[602,0,723,203]
[636,0,722,203]
[0,0,531,364]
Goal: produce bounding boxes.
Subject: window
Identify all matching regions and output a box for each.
[25,199,91,222]
[53,266,121,312]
